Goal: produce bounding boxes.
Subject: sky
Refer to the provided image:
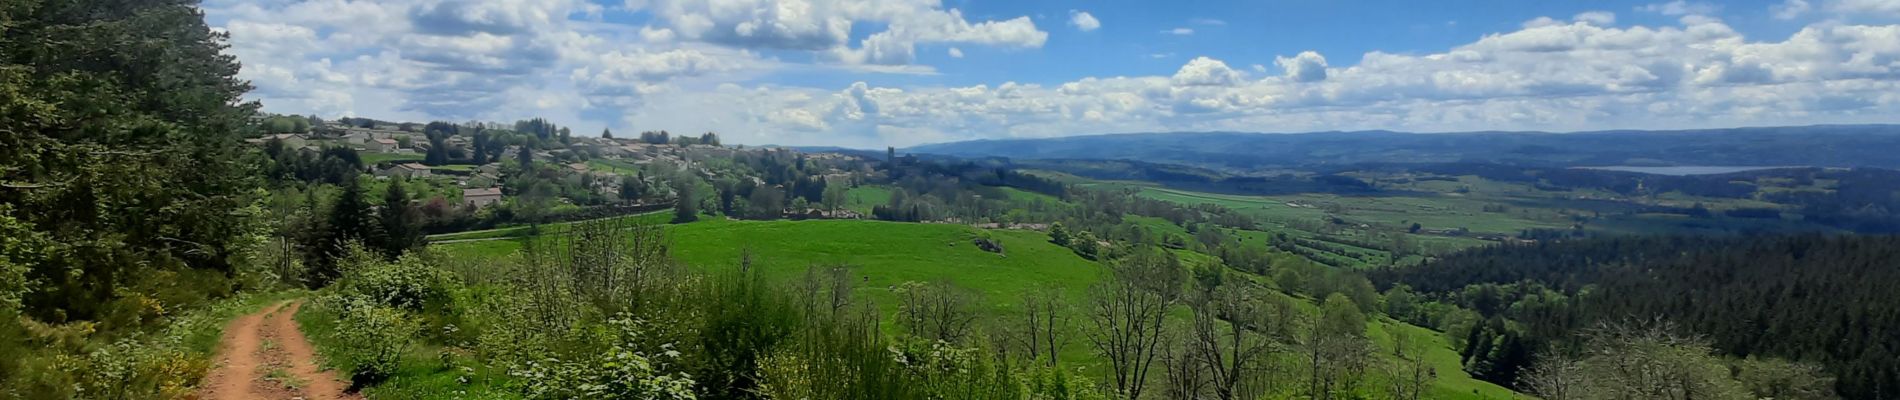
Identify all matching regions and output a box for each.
[205,0,1900,148]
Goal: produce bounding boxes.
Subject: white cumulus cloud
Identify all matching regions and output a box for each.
[1638,1,1721,16]
[641,0,1046,66]
[204,1,1900,148]
[1830,0,1900,17]
[1773,0,1813,19]
[1070,10,1100,32]
[1172,56,1244,86]
[1574,11,1617,25]
[1275,51,1329,82]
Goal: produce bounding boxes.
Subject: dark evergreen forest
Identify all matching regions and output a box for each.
[1372,235,1900,399]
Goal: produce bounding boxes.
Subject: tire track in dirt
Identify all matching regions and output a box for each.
[199,300,362,400]
[198,301,272,399]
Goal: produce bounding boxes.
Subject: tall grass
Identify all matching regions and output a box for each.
[305,220,1124,399]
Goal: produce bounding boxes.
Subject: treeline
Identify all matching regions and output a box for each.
[1769,168,1900,232]
[636,130,721,146]
[1,0,268,396]
[263,142,364,184]
[1006,158,1385,196]
[1412,163,1900,233]
[994,185,1278,265]
[706,148,839,219]
[253,114,322,134]
[868,166,1069,224]
[1370,235,1896,399]
[686,155,1085,224]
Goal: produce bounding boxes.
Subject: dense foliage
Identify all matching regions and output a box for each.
[1373,235,1899,398]
[0,0,264,396]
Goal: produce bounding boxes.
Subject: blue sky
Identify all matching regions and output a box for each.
[204,0,1900,147]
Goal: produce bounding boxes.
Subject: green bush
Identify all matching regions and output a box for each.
[336,251,459,312]
[0,292,293,400]
[510,317,696,400]
[1020,364,1111,400]
[323,297,416,388]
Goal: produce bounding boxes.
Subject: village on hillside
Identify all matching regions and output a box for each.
[247,115,869,222]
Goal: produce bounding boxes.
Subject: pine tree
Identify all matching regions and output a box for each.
[424,137,447,165]
[378,177,423,258]
[471,132,489,165]
[3,0,261,320]
[310,178,382,286]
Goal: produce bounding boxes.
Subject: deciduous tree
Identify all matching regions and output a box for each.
[1085,248,1184,399]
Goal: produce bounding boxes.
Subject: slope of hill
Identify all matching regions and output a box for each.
[433,218,1523,399]
[1373,235,1900,399]
[907,125,1900,170]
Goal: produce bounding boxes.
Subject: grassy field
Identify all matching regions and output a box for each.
[1132,184,1567,237]
[996,186,1063,203]
[437,217,1106,363]
[437,218,1102,312]
[1082,172,1834,260]
[1124,215,1192,242]
[431,218,1522,399]
[843,185,894,213]
[1371,318,1523,399]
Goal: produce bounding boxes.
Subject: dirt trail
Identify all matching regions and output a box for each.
[199,300,362,400]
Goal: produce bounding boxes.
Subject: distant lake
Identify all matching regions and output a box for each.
[1575,166,1799,176]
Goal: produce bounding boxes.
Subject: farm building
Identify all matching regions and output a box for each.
[462,187,503,209]
[366,138,399,153]
[382,163,431,178]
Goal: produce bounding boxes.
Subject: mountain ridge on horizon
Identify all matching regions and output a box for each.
[909,123,1900,146]
[900,124,1900,170]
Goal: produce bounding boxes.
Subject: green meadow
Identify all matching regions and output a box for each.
[432,217,1521,399]
[842,185,894,213]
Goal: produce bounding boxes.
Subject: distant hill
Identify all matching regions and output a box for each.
[907,125,1900,170]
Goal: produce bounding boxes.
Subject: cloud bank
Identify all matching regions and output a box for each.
[207,1,1900,147]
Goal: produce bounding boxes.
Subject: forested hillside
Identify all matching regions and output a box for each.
[1372,235,1900,399]
[1,0,266,397]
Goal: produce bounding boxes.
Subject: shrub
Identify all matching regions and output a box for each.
[73,337,207,400]
[972,233,1005,255]
[893,340,1020,399]
[2,292,286,400]
[1021,365,1112,400]
[335,250,459,312]
[323,297,416,388]
[510,317,696,400]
